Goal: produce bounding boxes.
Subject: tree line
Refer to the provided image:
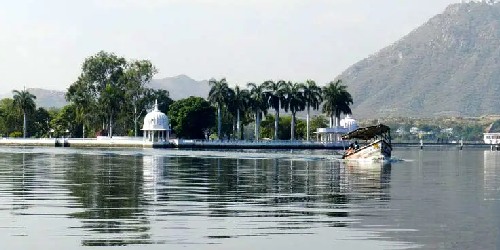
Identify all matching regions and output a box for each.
[0,51,354,140]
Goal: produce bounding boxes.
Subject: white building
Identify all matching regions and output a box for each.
[410,127,420,135]
[142,100,170,143]
[316,115,359,142]
[484,133,500,144]
[340,115,359,133]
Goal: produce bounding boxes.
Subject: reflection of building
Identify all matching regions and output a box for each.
[483,151,500,200]
[142,155,165,203]
[142,100,170,143]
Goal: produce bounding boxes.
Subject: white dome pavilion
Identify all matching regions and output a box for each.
[340,115,359,132]
[142,100,170,143]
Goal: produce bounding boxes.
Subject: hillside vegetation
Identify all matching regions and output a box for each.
[340,2,500,118]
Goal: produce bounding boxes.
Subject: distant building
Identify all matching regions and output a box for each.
[340,115,359,133]
[396,127,406,136]
[441,128,454,134]
[316,115,358,142]
[484,121,500,144]
[484,133,500,144]
[410,127,420,135]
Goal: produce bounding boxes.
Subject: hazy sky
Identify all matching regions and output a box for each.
[0,0,459,91]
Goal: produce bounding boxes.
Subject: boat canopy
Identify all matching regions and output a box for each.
[342,124,390,141]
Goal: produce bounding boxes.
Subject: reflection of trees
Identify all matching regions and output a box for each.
[65,154,151,246]
[0,151,393,246]
[155,156,392,230]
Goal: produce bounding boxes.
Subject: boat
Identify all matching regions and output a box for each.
[341,124,392,161]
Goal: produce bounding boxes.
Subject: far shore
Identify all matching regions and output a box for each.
[0,137,497,150]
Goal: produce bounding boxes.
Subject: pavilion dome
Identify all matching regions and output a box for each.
[142,100,170,131]
[340,115,358,132]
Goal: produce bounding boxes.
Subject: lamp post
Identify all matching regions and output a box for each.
[65,129,70,139]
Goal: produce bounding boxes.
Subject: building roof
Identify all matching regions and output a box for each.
[342,124,390,140]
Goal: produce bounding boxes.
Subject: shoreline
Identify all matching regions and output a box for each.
[0,138,497,150]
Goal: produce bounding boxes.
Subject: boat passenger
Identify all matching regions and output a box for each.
[354,141,360,150]
[345,143,355,155]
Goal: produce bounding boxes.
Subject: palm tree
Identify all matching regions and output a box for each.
[247,82,268,141]
[322,79,353,128]
[301,80,323,141]
[286,82,306,140]
[12,89,37,138]
[230,86,250,140]
[263,80,288,140]
[208,78,231,139]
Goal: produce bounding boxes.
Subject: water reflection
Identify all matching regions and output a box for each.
[484,151,500,201]
[0,150,393,247]
[64,154,151,246]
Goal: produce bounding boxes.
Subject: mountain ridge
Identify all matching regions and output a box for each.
[339,2,500,118]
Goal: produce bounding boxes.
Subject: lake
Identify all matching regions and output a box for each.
[0,146,498,249]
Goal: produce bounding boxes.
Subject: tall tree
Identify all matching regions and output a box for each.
[263,80,288,140]
[124,60,157,137]
[230,86,250,140]
[70,51,127,138]
[322,79,353,128]
[0,98,18,137]
[301,80,323,141]
[285,82,306,140]
[208,78,232,139]
[247,82,268,141]
[12,89,37,138]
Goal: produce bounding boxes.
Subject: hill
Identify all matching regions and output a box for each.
[0,88,68,109]
[0,75,209,109]
[339,2,500,118]
[27,88,68,108]
[149,74,210,100]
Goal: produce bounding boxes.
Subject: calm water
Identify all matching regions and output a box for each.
[0,146,499,249]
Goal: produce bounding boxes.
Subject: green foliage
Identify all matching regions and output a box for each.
[260,114,274,139]
[295,119,306,140]
[51,105,80,138]
[302,80,323,140]
[30,108,51,138]
[0,98,19,137]
[322,79,352,126]
[489,120,500,132]
[168,97,216,139]
[66,51,168,138]
[306,115,328,140]
[208,78,233,139]
[260,115,306,140]
[376,116,488,142]
[12,89,37,137]
[9,131,22,138]
[263,80,288,139]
